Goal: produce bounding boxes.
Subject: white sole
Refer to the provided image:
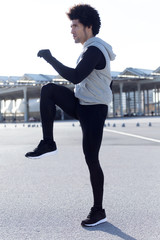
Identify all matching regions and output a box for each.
[26,150,57,159]
[83,217,107,227]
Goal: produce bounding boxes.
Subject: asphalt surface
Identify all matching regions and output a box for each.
[0,117,160,240]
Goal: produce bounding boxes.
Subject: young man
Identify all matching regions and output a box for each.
[25,4,116,227]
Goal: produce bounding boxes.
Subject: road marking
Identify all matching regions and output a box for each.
[104,129,160,143]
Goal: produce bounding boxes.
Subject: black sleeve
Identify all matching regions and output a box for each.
[45,46,106,84]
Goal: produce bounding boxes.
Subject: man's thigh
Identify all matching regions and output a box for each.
[78,104,108,158]
[47,83,79,119]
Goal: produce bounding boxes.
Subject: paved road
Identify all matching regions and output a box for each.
[0,117,160,240]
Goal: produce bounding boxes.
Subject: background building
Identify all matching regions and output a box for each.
[111,66,160,117]
[0,66,160,122]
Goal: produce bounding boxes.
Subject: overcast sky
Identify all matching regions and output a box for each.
[0,0,159,76]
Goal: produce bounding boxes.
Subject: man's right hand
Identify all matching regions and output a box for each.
[37,49,52,61]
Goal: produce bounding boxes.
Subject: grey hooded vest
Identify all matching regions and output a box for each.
[74,37,116,105]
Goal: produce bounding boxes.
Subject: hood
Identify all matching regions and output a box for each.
[84,37,116,61]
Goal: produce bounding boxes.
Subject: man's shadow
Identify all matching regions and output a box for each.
[83,222,137,240]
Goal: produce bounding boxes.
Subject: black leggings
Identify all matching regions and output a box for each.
[40,83,108,208]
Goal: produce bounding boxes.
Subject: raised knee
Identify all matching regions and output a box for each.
[42,83,53,91]
[41,83,56,96]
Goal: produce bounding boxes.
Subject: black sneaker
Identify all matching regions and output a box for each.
[25,140,57,159]
[81,207,107,227]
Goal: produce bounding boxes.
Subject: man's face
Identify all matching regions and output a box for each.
[71,19,93,44]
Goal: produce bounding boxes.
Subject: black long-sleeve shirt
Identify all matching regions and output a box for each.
[45,46,106,84]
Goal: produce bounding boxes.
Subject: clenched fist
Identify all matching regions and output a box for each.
[37,49,52,61]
